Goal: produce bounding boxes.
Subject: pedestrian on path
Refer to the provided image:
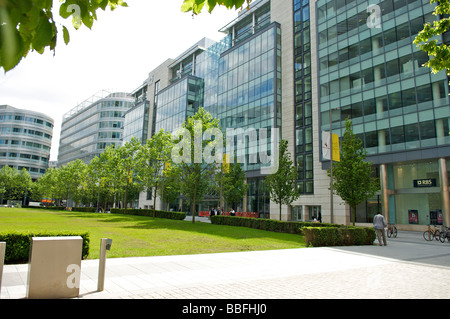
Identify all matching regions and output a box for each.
[373,212,387,246]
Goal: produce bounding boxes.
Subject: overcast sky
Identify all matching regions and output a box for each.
[0,1,238,161]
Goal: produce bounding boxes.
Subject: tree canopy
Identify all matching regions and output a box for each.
[264,139,299,220]
[181,0,252,15]
[414,0,450,76]
[329,119,379,225]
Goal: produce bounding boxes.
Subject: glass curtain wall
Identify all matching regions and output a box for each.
[317,0,449,156]
[294,0,313,194]
[217,23,281,173]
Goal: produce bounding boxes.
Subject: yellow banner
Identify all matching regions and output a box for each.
[223,153,229,173]
[332,133,340,162]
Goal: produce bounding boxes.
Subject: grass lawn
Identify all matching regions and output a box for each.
[0,207,306,259]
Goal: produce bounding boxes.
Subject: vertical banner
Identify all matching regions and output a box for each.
[332,133,340,162]
[322,131,340,161]
[223,153,229,173]
[322,131,331,160]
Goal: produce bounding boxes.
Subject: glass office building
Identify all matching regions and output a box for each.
[126,0,449,226]
[149,2,280,215]
[0,105,54,180]
[57,91,134,166]
[123,83,150,144]
[314,0,450,227]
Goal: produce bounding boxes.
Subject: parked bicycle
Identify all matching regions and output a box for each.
[423,224,440,241]
[439,226,450,243]
[386,224,397,238]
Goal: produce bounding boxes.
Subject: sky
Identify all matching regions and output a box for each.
[0,1,239,161]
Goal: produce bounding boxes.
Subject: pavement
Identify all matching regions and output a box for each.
[1,225,450,301]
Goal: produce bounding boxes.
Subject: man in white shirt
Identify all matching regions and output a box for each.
[373,212,387,246]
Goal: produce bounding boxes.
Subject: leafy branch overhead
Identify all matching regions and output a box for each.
[181,0,252,15]
[0,0,127,72]
[413,0,450,75]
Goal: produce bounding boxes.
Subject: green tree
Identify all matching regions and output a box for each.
[413,0,450,76]
[329,119,379,226]
[173,108,220,222]
[222,163,248,211]
[0,166,32,203]
[264,139,299,220]
[89,153,114,211]
[57,159,86,207]
[135,130,174,216]
[0,0,127,71]
[33,167,58,203]
[158,165,181,211]
[116,138,142,210]
[181,0,252,15]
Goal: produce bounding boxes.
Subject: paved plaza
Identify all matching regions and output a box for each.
[1,229,450,300]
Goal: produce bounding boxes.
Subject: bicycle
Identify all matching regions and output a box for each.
[423,224,440,241]
[386,224,397,238]
[439,226,450,243]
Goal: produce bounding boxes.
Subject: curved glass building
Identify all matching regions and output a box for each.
[57,91,134,166]
[0,105,54,180]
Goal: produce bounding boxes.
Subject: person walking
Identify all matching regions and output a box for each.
[373,212,387,246]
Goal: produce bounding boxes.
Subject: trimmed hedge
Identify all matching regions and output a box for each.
[210,215,375,247]
[22,205,66,210]
[210,215,342,235]
[0,231,90,264]
[110,208,186,220]
[22,206,96,212]
[303,226,375,247]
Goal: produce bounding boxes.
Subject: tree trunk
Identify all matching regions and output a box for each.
[153,186,157,217]
[352,205,356,226]
[279,203,282,221]
[192,195,196,223]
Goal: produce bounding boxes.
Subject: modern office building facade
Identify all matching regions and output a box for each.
[121,0,450,227]
[312,0,450,228]
[0,105,54,180]
[57,91,134,166]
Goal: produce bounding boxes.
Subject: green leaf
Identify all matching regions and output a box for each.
[181,0,196,12]
[31,14,54,52]
[62,25,70,44]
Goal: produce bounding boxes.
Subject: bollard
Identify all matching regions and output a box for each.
[27,237,82,299]
[97,238,112,292]
[0,242,5,297]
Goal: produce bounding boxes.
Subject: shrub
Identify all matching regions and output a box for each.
[71,207,96,212]
[210,215,341,235]
[303,227,375,247]
[0,231,90,264]
[211,216,375,247]
[22,205,66,210]
[110,208,186,220]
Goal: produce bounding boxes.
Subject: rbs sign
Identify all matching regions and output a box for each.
[413,178,437,187]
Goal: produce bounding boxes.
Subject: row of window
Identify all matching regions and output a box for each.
[321,80,447,120]
[352,118,450,154]
[1,126,52,140]
[0,152,49,163]
[0,114,53,128]
[317,0,426,23]
[0,139,51,151]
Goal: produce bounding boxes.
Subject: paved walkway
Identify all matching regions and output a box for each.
[1,230,450,300]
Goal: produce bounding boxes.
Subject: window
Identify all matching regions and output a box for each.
[405,123,420,142]
[391,126,405,144]
[420,120,436,140]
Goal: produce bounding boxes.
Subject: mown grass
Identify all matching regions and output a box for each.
[0,207,306,259]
